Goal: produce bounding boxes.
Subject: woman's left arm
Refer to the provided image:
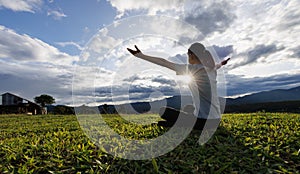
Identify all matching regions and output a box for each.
[215,58,230,70]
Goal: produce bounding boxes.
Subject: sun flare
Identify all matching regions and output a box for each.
[178,74,193,84]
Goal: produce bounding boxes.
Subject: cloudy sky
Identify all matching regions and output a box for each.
[0,0,299,106]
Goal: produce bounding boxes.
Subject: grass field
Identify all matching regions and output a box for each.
[0,113,299,173]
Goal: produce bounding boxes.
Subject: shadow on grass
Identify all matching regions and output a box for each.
[103,113,300,173]
[103,126,258,174]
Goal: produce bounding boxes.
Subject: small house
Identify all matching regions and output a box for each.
[0,92,42,115]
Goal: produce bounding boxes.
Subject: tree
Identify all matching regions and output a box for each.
[34,94,55,107]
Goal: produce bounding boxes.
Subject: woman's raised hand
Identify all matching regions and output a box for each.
[127,45,142,55]
[221,58,230,65]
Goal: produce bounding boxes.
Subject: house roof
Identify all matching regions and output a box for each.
[1,92,41,107]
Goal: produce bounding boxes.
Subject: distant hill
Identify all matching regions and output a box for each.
[226,86,300,105]
[224,100,300,113]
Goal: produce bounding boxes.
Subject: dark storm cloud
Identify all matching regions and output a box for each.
[169,46,233,62]
[73,72,300,104]
[212,45,233,58]
[128,85,178,102]
[123,74,177,86]
[248,44,283,61]
[230,44,285,69]
[0,73,73,104]
[123,74,141,82]
[4,70,298,106]
[169,54,187,64]
[95,86,112,97]
[291,46,300,58]
[94,84,178,104]
[184,1,236,36]
[127,83,177,95]
[226,73,300,97]
[278,5,300,30]
[152,76,177,86]
[93,75,179,104]
[128,85,155,93]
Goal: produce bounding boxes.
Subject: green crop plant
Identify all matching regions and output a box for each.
[0,113,299,173]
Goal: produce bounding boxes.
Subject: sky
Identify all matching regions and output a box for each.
[0,0,299,106]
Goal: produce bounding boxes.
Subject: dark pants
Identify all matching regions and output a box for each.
[158,107,220,130]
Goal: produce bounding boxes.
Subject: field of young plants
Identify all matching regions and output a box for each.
[0,113,299,173]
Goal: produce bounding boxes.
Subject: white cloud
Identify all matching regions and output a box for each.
[0,25,80,105]
[107,0,185,18]
[83,27,90,33]
[104,0,300,99]
[0,0,42,13]
[183,0,236,36]
[47,10,67,20]
[0,54,76,105]
[56,41,83,51]
[0,25,77,65]
[107,0,236,37]
[72,32,199,106]
[204,0,300,78]
[1,0,299,105]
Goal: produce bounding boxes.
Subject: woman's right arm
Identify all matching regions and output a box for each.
[127,45,178,71]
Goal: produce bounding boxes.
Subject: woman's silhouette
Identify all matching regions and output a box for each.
[127,43,229,129]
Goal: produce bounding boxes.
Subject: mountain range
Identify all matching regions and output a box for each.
[226,86,300,105]
[99,86,300,114]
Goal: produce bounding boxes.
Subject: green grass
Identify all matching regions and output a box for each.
[0,113,299,173]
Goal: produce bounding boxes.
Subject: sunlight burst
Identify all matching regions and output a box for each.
[178,74,193,84]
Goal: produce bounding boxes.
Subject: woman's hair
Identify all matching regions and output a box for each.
[189,42,215,68]
[189,43,205,54]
